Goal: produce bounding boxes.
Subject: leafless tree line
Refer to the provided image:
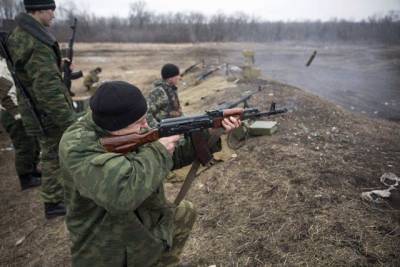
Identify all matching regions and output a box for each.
[1,0,400,44]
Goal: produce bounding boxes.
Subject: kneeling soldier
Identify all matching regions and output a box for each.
[59,81,240,266]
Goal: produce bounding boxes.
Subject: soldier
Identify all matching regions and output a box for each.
[147,63,183,127]
[59,81,240,266]
[7,0,77,218]
[0,57,41,190]
[83,66,102,93]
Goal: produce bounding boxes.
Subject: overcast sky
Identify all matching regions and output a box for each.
[57,0,400,21]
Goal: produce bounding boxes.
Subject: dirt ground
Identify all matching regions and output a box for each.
[0,43,399,266]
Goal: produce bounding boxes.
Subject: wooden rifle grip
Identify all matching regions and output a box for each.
[212,108,244,128]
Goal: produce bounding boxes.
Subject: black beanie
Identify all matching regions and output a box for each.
[90,81,148,131]
[24,0,56,11]
[161,64,180,80]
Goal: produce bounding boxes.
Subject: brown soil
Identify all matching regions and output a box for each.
[0,43,399,266]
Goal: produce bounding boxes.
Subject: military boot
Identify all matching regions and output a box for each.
[19,174,41,191]
[45,202,66,219]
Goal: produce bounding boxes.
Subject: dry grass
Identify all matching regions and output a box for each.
[179,80,400,266]
[0,43,399,266]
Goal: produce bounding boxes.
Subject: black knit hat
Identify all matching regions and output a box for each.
[24,0,56,11]
[90,81,148,131]
[161,64,180,80]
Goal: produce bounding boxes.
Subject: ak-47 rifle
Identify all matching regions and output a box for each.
[217,92,257,109]
[196,65,222,81]
[0,32,45,135]
[63,18,83,96]
[101,102,287,205]
[181,62,202,77]
[100,103,288,154]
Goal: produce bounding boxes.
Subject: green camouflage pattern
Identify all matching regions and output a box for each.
[0,59,19,116]
[38,131,65,203]
[7,13,76,203]
[83,69,100,94]
[59,112,197,266]
[155,200,197,267]
[147,80,183,127]
[7,13,76,135]
[0,77,18,116]
[0,110,40,177]
[1,58,40,180]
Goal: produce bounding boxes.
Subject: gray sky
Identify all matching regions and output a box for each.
[58,0,400,21]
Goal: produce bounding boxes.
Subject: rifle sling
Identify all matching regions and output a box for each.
[174,130,223,206]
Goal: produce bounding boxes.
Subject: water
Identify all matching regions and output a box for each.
[250,43,400,121]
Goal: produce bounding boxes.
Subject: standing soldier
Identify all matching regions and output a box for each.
[0,57,41,190]
[147,63,183,127]
[7,0,77,219]
[83,66,102,93]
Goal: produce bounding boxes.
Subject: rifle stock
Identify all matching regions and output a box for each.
[101,129,160,154]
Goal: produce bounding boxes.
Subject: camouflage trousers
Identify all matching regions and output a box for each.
[0,110,40,177]
[154,200,197,267]
[38,131,64,204]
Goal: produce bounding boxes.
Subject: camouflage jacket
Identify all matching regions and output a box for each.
[7,13,75,135]
[59,112,199,266]
[0,58,18,116]
[147,80,183,127]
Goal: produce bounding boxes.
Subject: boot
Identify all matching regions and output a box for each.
[19,174,41,191]
[45,202,66,219]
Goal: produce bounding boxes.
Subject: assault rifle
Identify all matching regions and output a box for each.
[0,32,45,135]
[181,61,202,77]
[196,65,222,81]
[63,18,83,96]
[100,103,288,154]
[217,92,257,109]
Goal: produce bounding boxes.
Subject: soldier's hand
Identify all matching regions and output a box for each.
[62,58,75,71]
[158,135,181,155]
[221,116,241,133]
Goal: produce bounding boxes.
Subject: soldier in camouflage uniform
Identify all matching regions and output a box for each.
[83,66,102,94]
[0,58,41,190]
[59,81,240,266]
[7,0,77,218]
[147,63,183,127]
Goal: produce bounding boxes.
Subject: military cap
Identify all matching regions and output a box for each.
[161,64,180,80]
[90,81,148,131]
[24,0,56,11]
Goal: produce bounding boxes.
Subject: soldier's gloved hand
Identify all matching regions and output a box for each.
[221,116,241,133]
[158,135,181,155]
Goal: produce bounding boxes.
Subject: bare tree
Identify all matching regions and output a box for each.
[128,1,151,29]
[0,0,23,19]
[45,4,400,44]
